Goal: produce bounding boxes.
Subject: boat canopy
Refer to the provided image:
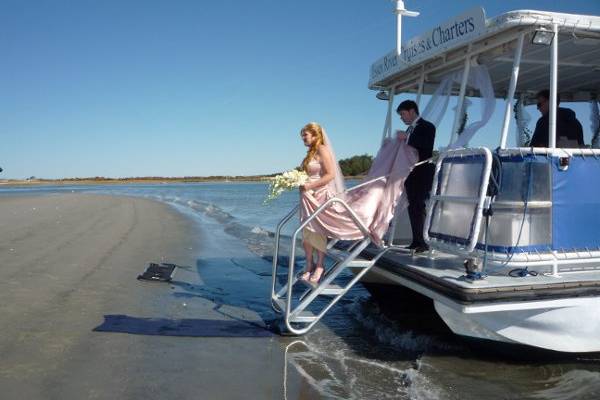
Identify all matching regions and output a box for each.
[369,8,600,103]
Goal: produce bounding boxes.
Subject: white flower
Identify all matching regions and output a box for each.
[264,169,308,203]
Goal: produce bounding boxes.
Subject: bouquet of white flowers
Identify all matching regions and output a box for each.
[264,169,308,204]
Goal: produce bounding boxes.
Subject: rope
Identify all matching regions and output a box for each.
[501,158,538,276]
[508,267,539,277]
[478,152,540,278]
[479,151,502,279]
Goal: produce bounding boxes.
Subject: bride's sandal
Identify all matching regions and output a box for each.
[300,271,312,281]
[309,267,325,284]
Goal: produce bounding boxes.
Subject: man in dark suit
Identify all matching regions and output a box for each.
[396,100,436,253]
[529,89,584,148]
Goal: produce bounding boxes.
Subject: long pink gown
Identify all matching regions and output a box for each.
[300,137,419,247]
[300,158,334,252]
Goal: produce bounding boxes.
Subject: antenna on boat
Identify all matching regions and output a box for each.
[393,0,419,55]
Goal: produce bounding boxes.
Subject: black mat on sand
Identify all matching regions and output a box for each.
[137,262,177,282]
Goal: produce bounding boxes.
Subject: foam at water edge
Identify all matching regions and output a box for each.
[404,362,446,400]
[530,370,600,400]
[251,226,269,235]
[161,197,279,257]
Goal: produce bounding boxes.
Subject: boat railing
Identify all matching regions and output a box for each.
[422,146,600,277]
[344,175,388,193]
[424,147,493,254]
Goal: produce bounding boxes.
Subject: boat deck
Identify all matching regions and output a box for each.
[362,247,600,304]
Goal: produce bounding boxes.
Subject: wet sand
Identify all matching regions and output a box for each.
[0,194,284,399]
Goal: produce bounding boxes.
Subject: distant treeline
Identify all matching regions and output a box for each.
[19,155,376,183]
[338,154,373,176]
[34,175,274,183]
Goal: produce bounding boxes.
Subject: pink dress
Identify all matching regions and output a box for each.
[300,138,419,247]
[300,158,332,252]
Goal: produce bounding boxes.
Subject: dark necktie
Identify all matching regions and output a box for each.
[406,124,415,141]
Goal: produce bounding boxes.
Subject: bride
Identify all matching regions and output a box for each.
[298,122,345,284]
[296,120,419,284]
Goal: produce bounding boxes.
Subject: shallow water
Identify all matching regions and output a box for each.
[3,182,600,399]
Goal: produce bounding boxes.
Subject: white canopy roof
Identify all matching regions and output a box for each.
[369,8,600,102]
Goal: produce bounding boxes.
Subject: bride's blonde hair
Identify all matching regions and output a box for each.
[301,122,325,172]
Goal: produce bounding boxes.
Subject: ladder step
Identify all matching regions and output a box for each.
[327,247,352,261]
[321,284,344,295]
[299,280,345,296]
[290,311,318,323]
[327,247,373,268]
[347,259,373,268]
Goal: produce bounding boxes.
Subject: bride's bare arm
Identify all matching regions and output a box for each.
[303,145,335,191]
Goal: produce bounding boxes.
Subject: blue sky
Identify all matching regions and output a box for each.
[2,0,600,179]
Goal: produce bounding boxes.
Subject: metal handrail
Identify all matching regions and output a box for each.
[271,204,300,310]
[430,195,482,204]
[344,175,388,193]
[501,147,600,156]
[492,200,552,209]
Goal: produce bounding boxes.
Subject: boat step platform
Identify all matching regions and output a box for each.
[362,247,600,304]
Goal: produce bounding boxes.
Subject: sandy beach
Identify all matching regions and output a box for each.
[0,194,283,399]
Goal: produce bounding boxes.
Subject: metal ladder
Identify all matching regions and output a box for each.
[270,183,390,335]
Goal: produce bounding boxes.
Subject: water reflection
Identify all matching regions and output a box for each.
[282,339,445,400]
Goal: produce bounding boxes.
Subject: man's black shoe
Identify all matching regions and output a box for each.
[412,245,429,254]
[404,243,418,250]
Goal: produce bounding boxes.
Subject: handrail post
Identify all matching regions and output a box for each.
[381,86,396,146]
[423,152,445,245]
[467,149,492,252]
[286,229,300,318]
[548,23,559,149]
[271,205,299,303]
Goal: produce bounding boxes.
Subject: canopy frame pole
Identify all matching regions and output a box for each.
[500,33,525,149]
[416,65,425,107]
[549,23,559,149]
[381,86,396,146]
[449,52,472,146]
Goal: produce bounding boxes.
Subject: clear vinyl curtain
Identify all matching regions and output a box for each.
[420,64,495,148]
[591,100,600,149]
[514,97,532,147]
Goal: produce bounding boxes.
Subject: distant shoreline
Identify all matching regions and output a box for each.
[0,174,365,186]
[0,176,272,186]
